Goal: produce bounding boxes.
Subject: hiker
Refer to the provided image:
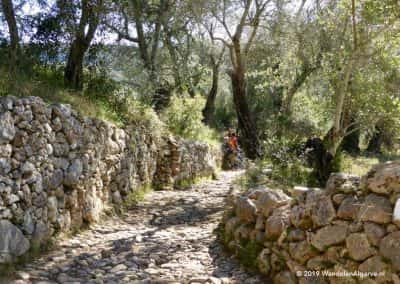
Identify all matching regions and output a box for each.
[228,132,238,153]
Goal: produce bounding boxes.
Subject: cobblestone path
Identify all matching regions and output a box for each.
[7,171,265,284]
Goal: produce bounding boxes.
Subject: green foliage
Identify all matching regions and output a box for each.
[233,163,266,189]
[161,95,220,145]
[123,184,153,209]
[174,175,213,190]
[237,240,263,269]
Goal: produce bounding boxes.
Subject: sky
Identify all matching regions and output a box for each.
[1,0,311,44]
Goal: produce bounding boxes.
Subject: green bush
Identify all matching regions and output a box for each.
[161,95,219,145]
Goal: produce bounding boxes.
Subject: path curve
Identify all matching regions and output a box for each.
[8,171,264,284]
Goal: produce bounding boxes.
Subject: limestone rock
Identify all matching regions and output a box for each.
[361,161,400,195]
[290,205,312,229]
[287,228,306,242]
[225,217,240,236]
[358,194,392,224]
[47,196,58,223]
[265,206,290,240]
[20,162,35,176]
[0,111,16,143]
[0,158,11,175]
[289,241,318,264]
[307,255,329,271]
[311,225,348,251]
[363,222,386,247]
[332,193,346,206]
[337,196,361,220]
[256,189,291,217]
[326,173,360,194]
[112,191,122,204]
[310,193,336,227]
[0,220,30,263]
[22,211,35,234]
[235,197,257,223]
[64,159,83,186]
[273,271,296,284]
[358,256,388,274]
[379,231,400,271]
[0,144,12,158]
[345,233,374,261]
[48,169,64,190]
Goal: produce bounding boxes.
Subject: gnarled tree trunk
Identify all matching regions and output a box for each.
[64,0,103,90]
[202,61,219,125]
[229,68,261,159]
[65,38,89,90]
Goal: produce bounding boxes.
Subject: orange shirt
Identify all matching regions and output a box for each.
[229,136,238,151]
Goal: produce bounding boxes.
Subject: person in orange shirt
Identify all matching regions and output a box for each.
[228,132,238,153]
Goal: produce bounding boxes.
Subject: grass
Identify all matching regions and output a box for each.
[215,224,263,271]
[174,174,214,189]
[237,240,264,269]
[0,67,126,126]
[122,183,153,209]
[341,152,400,176]
[233,150,400,195]
[0,67,221,148]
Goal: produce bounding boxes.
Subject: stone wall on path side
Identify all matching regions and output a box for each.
[0,96,220,264]
[222,161,400,283]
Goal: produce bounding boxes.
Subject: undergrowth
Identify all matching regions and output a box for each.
[161,95,220,146]
[122,183,153,209]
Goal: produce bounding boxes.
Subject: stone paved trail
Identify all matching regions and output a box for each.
[7,171,266,284]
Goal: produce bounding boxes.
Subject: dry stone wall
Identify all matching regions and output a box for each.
[222,162,400,283]
[0,96,220,264]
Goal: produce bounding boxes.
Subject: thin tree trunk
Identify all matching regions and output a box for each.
[281,63,318,116]
[64,38,88,90]
[328,0,357,154]
[1,0,20,72]
[202,62,219,125]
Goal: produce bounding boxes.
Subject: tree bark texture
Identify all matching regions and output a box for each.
[64,0,103,90]
[1,0,20,72]
[230,69,261,159]
[202,61,219,125]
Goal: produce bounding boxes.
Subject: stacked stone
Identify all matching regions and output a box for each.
[153,137,175,190]
[173,140,220,187]
[222,161,400,283]
[153,136,220,190]
[0,96,220,265]
[169,137,181,176]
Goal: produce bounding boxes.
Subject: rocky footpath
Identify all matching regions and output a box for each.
[0,96,220,265]
[222,162,400,283]
[4,171,265,284]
